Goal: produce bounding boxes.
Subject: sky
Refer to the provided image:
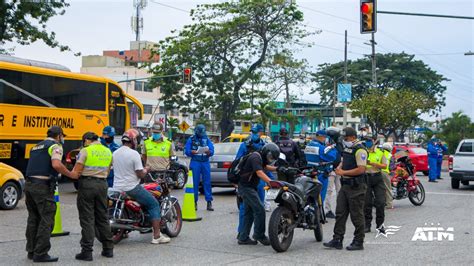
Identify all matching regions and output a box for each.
[5,0,474,121]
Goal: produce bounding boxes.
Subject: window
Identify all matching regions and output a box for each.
[271,120,278,125]
[143,82,154,92]
[214,144,240,155]
[134,81,143,91]
[459,142,473,153]
[0,69,106,110]
[143,104,153,114]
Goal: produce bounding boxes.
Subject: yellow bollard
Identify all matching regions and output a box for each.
[182,170,202,222]
[51,186,70,237]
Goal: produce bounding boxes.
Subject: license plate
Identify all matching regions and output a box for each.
[266,189,279,200]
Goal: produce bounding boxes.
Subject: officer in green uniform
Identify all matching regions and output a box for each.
[363,134,387,233]
[142,122,175,172]
[381,143,394,209]
[324,127,368,251]
[71,132,114,261]
[25,126,76,263]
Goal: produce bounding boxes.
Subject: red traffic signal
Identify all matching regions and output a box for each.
[360,0,376,34]
[183,67,192,84]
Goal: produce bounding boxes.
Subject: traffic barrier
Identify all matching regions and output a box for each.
[182,170,202,222]
[51,186,70,237]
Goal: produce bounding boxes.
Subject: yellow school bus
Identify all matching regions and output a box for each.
[0,57,143,172]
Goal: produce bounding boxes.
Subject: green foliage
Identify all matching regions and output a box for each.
[439,111,474,154]
[0,0,79,55]
[147,1,308,138]
[281,112,299,137]
[254,101,277,133]
[350,89,436,140]
[311,53,446,112]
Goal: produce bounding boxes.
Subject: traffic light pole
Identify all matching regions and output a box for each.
[371,32,377,88]
[343,30,348,127]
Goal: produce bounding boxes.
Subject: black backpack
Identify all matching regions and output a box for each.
[227,152,258,184]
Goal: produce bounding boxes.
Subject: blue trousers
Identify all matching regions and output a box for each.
[428,157,438,181]
[106,169,114,188]
[318,173,328,204]
[437,158,443,178]
[237,171,273,234]
[190,160,213,202]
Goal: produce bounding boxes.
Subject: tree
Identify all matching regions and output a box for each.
[0,0,78,55]
[254,101,277,134]
[350,89,436,140]
[311,53,447,112]
[147,1,309,139]
[439,111,474,154]
[281,112,299,138]
[167,117,179,139]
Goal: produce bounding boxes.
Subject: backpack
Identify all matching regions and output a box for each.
[227,152,259,184]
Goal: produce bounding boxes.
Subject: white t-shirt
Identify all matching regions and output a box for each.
[113,146,144,192]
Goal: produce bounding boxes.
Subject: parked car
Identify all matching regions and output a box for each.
[221,134,272,143]
[209,142,241,188]
[449,139,474,189]
[0,163,25,210]
[393,145,429,176]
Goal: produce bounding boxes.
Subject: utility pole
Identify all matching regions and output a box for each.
[371,32,377,88]
[332,78,336,126]
[343,30,348,127]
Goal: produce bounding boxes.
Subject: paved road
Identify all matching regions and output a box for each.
[1,172,473,265]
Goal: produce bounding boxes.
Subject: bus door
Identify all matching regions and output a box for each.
[108,84,126,135]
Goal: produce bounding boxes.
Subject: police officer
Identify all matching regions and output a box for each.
[101,126,120,187]
[185,124,215,211]
[142,122,175,173]
[71,132,114,261]
[363,135,387,234]
[436,139,447,180]
[381,143,394,209]
[304,130,337,204]
[25,126,76,262]
[276,127,305,169]
[324,127,368,251]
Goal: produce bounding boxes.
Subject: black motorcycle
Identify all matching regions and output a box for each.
[267,166,326,252]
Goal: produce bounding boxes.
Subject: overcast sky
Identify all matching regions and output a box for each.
[7,0,473,121]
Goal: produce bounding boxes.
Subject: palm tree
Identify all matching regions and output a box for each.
[255,101,277,134]
[306,110,322,133]
[167,117,179,139]
[282,112,299,138]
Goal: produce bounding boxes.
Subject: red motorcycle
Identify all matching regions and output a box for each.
[108,173,183,243]
[391,155,425,206]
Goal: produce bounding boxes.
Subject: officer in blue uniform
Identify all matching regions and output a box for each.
[436,140,447,180]
[427,136,446,183]
[185,124,215,211]
[101,126,120,187]
[304,130,338,204]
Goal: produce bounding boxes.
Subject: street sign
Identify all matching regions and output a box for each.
[179,121,190,132]
[337,83,352,103]
[154,114,167,130]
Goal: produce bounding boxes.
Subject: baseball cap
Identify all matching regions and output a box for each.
[47,126,66,138]
[152,122,164,132]
[316,129,327,137]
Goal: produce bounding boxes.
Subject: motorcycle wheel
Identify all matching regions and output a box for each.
[174,169,187,189]
[314,205,323,242]
[111,209,130,244]
[408,183,425,206]
[268,206,294,253]
[162,200,183,237]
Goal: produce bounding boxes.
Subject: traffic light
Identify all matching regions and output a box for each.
[183,67,192,84]
[360,0,376,34]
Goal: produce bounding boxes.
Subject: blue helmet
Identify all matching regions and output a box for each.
[194,124,206,137]
[102,126,116,137]
[251,124,264,134]
[315,129,327,137]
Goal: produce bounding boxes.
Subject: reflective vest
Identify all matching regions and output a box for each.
[367,147,384,171]
[382,150,392,173]
[25,139,60,178]
[144,138,172,158]
[83,143,113,173]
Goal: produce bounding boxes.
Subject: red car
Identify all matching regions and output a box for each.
[392,145,429,176]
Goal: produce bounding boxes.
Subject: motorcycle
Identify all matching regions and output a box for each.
[391,155,425,206]
[108,172,183,244]
[266,165,326,253]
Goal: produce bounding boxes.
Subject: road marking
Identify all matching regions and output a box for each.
[426,192,473,196]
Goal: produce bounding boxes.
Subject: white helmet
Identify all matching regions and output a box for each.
[382,143,393,152]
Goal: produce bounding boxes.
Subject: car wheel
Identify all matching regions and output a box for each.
[422,171,429,176]
[461,181,469,186]
[174,169,187,189]
[451,178,460,189]
[0,182,20,210]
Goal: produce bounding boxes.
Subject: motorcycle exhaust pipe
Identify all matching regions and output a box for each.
[110,221,149,233]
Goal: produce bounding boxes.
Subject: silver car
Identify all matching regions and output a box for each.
[209,142,241,187]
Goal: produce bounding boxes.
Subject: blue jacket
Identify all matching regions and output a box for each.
[236,138,266,160]
[185,135,215,162]
[427,141,445,158]
[304,140,337,166]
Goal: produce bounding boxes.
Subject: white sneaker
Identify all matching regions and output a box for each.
[151,234,171,244]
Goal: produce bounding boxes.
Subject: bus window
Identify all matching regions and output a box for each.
[108,84,126,134]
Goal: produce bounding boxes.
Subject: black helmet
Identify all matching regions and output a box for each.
[260,143,280,166]
[82,131,99,142]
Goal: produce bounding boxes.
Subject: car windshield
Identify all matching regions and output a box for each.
[410,148,427,154]
[214,144,240,155]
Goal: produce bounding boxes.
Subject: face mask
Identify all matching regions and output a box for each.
[343,140,354,148]
[153,133,162,140]
[59,137,65,145]
[365,140,374,149]
[251,133,259,142]
[360,131,368,137]
[100,137,106,145]
[105,137,114,144]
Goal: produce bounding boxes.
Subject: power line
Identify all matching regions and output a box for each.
[149,0,189,13]
[299,5,359,24]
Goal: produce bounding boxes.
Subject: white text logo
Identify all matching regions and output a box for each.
[411,223,454,241]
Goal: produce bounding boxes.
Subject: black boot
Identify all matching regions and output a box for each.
[101,249,113,258]
[326,211,336,219]
[346,240,364,251]
[33,254,59,263]
[207,201,214,211]
[195,202,198,211]
[75,251,93,261]
[323,238,343,250]
[27,252,34,260]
